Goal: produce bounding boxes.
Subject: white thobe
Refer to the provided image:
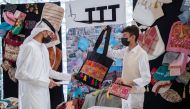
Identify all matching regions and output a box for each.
[15,39,71,109]
[107,44,151,109]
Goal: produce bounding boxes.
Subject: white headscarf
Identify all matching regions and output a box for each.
[23,20,53,44]
[16,20,54,68]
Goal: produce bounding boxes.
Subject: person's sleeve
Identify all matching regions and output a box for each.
[133,53,151,87]
[107,46,125,59]
[49,69,71,81]
[15,45,50,88]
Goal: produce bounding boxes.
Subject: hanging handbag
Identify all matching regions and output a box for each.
[3,31,22,62]
[178,11,190,24]
[160,89,182,103]
[108,83,132,100]
[138,25,165,60]
[14,10,27,21]
[162,51,180,65]
[176,70,190,85]
[48,46,62,71]
[153,65,176,81]
[1,31,23,71]
[75,25,113,89]
[2,11,16,26]
[180,0,190,12]
[166,21,190,54]
[150,67,158,85]
[3,4,17,13]
[12,19,24,35]
[169,52,188,76]
[41,3,64,31]
[133,0,164,26]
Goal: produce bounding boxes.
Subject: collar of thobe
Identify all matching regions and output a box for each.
[127,44,140,53]
[32,39,43,46]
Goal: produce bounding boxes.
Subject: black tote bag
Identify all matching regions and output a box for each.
[75,25,114,89]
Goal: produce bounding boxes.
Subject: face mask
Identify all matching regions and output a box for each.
[42,35,52,43]
[121,38,130,46]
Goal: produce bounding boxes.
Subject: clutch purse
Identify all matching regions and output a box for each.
[108,83,132,100]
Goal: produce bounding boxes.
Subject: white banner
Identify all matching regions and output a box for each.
[65,0,126,28]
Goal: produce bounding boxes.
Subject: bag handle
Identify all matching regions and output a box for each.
[93,25,112,56]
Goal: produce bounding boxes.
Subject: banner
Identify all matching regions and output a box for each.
[65,0,126,28]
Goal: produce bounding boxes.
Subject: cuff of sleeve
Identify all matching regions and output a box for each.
[133,79,143,87]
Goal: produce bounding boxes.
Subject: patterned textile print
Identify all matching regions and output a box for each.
[80,60,108,82]
[138,27,159,55]
[160,89,182,103]
[109,83,131,100]
[4,44,19,62]
[168,22,190,53]
[79,73,100,87]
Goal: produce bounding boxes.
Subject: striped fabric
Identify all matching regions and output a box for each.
[41,3,64,31]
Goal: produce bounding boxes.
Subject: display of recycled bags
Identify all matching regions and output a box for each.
[166,21,190,54]
[133,0,164,26]
[138,25,165,60]
[108,83,132,100]
[75,25,113,89]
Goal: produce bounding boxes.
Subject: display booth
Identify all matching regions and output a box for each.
[1,2,63,109]
[0,0,189,109]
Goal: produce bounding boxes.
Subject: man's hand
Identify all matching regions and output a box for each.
[71,74,76,81]
[49,79,59,89]
[115,77,124,84]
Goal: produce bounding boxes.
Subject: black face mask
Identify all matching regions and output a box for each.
[121,38,130,46]
[42,35,52,43]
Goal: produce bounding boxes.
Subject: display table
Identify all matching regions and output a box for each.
[88,106,121,109]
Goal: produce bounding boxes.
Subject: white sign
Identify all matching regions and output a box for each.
[65,0,126,28]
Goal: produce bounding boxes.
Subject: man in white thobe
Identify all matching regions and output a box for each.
[15,19,72,109]
[107,25,151,109]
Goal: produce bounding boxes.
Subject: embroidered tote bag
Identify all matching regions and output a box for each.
[75,25,113,89]
[133,0,164,26]
[3,31,22,63]
[138,25,165,60]
[166,21,190,54]
[1,31,22,71]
